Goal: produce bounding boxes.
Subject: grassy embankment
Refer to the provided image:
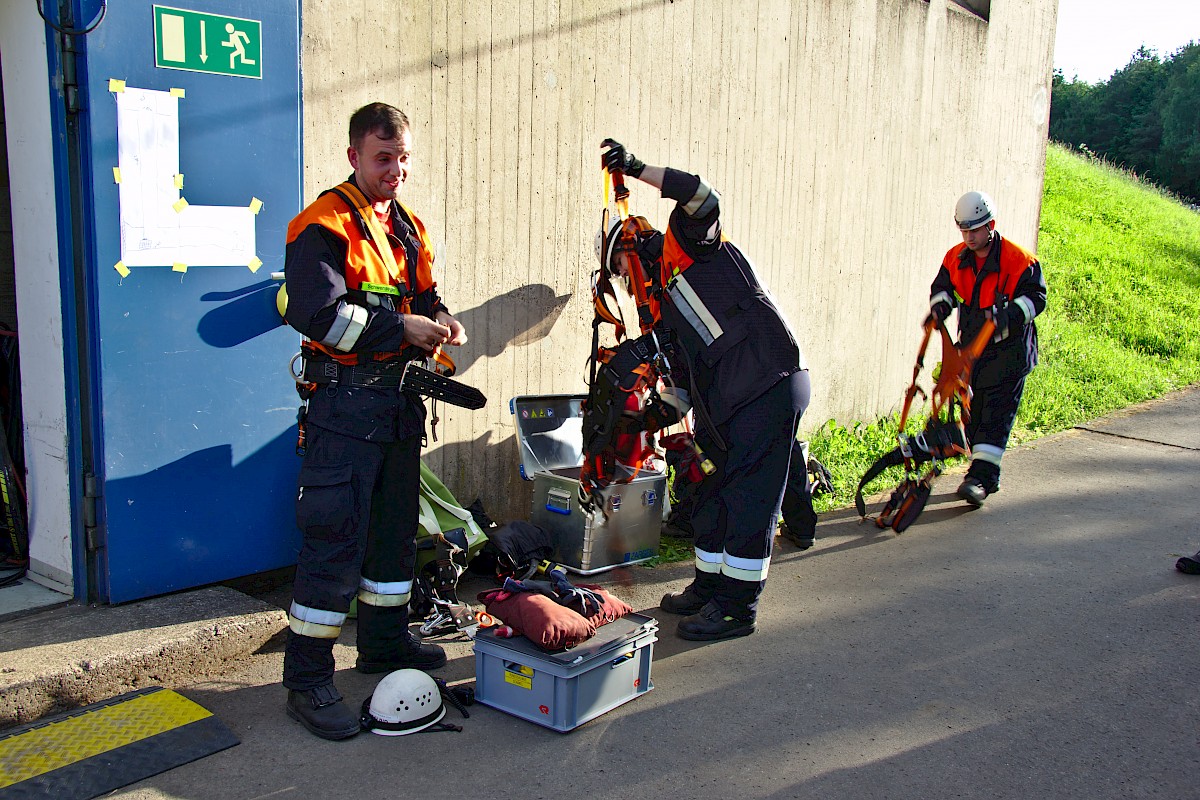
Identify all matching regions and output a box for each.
[655,143,1200,562]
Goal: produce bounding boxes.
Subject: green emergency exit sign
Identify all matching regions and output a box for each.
[153,6,262,79]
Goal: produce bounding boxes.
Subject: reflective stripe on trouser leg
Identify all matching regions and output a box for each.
[288,601,346,639]
[284,426,385,691]
[695,371,810,619]
[357,433,423,657]
[965,373,1026,490]
[971,444,1004,467]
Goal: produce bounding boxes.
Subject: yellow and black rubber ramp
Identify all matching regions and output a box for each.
[0,686,239,799]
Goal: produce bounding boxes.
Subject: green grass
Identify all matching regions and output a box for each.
[650,142,1200,547]
[807,143,1200,516]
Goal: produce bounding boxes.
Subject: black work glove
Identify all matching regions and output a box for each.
[988,302,1023,336]
[924,300,951,327]
[601,138,645,178]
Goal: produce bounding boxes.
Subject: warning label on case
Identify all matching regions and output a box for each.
[504,665,534,690]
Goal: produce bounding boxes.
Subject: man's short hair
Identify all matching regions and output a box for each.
[349,103,410,148]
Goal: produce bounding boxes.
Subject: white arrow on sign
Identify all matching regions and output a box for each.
[199,19,207,63]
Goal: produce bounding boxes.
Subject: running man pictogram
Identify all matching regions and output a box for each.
[222,23,256,70]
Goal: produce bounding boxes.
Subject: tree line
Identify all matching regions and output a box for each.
[1051,43,1200,203]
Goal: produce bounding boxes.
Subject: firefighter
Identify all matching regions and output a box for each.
[600,139,811,642]
[280,103,467,740]
[928,191,1047,507]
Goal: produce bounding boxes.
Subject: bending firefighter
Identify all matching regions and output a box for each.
[599,139,811,642]
[929,191,1046,506]
[280,103,467,740]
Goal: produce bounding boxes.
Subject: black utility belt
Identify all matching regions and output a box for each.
[302,358,410,389]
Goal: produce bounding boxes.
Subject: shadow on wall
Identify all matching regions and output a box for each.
[101,429,301,603]
[449,284,571,375]
[424,427,530,522]
[197,279,284,348]
[427,283,572,522]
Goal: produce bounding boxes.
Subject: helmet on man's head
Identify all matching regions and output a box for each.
[359,669,447,736]
[954,191,996,231]
[595,214,660,277]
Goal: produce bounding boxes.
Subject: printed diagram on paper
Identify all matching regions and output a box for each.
[115,86,257,267]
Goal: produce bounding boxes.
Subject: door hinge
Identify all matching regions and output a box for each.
[84,472,104,551]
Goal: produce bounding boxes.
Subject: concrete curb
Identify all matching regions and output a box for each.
[0,586,286,728]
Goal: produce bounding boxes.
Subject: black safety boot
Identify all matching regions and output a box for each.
[355,630,447,673]
[780,523,816,550]
[286,684,360,740]
[956,476,988,507]
[677,601,756,642]
[660,584,711,616]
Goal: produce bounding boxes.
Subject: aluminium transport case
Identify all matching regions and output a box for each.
[473,613,658,732]
[510,394,667,575]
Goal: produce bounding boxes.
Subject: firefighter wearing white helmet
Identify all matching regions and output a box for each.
[928,190,1047,508]
[954,190,996,231]
[600,138,811,644]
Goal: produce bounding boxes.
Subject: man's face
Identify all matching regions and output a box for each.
[348,128,413,205]
[961,220,995,254]
[612,249,638,279]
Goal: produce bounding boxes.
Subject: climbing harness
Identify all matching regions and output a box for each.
[578,166,685,512]
[855,315,995,532]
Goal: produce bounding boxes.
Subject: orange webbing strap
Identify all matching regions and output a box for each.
[608,170,630,221]
[330,181,400,282]
[898,318,935,432]
[930,318,995,423]
[428,347,457,377]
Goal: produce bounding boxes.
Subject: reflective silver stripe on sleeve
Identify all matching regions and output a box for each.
[1014,296,1035,323]
[683,179,719,218]
[667,274,724,346]
[721,551,770,583]
[288,601,346,639]
[357,577,414,607]
[694,546,722,575]
[971,444,1005,466]
[321,301,368,352]
[930,291,953,310]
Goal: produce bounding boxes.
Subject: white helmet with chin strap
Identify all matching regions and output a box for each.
[954,190,996,231]
[360,669,460,736]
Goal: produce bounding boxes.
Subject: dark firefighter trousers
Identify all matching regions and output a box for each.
[689,370,811,620]
[283,424,422,691]
[964,373,1027,494]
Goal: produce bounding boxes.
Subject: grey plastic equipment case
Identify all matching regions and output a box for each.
[510,394,666,575]
[473,613,658,732]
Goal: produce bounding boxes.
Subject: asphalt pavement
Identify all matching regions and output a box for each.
[4,387,1199,799]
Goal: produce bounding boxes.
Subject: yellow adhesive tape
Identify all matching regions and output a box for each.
[172,263,188,273]
[173,197,189,213]
[170,87,185,98]
[113,167,121,184]
[109,79,126,93]
[248,257,263,273]
[174,174,184,189]
[249,197,263,214]
[114,261,130,278]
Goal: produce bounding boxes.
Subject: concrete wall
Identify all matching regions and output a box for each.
[298,0,1058,520]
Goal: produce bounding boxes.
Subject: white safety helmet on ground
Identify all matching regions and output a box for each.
[360,669,448,736]
[954,190,996,231]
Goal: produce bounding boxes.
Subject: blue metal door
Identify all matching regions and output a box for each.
[72,0,302,602]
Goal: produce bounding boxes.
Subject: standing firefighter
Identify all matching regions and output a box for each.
[599,140,811,642]
[280,103,467,740]
[929,191,1047,506]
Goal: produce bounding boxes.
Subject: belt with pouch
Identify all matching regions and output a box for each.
[302,358,409,389]
[302,356,487,409]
